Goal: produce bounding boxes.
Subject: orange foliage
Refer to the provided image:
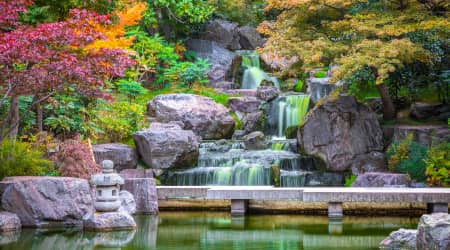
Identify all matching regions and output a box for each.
[86,1,146,50]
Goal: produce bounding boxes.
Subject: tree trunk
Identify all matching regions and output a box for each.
[7,95,20,139]
[376,83,396,120]
[36,102,43,131]
[32,95,43,132]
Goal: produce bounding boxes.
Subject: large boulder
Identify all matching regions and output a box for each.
[0,212,21,232]
[133,122,199,169]
[351,172,411,187]
[122,178,158,214]
[0,177,93,228]
[379,229,417,250]
[199,19,241,50]
[147,94,235,140]
[92,143,137,172]
[186,39,237,83]
[83,211,136,231]
[238,26,265,50]
[227,96,262,113]
[298,95,384,172]
[417,213,450,250]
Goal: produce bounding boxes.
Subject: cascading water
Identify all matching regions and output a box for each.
[164,139,343,187]
[237,51,280,89]
[266,94,311,138]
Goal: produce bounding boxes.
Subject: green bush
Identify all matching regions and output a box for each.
[425,142,450,187]
[387,135,428,182]
[93,101,146,143]
[345,175,357,187]
[116,79,148,103]
[294,80,304,92]
[313,71,328,78]
[0,139,54,180]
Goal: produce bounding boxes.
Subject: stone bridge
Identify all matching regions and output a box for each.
[157,186,450,218]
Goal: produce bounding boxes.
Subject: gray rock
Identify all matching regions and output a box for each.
[232,130,247,140]
[186,39,237,83]
[379,229,417,250]
[243,131,265,150]
[147,94,235,140]
[84,211,136,231]
[199,19,241,50]
[417,213,450,250]
[0,177,93,228]
[256,86,280,102]
[92,143,137,171]
[389,125,450,147]
[227,96,262,113]
[351,172,411,187]
[0,212,21,232]
[298,95,384,172]
[410,102,450,122]
[120,169,153,179]
[238,25,265,50]
[242,111,264,133]
[122,178,158,214]
[351,152,387,176]
[119,190,136,215]
[133,122,199,169]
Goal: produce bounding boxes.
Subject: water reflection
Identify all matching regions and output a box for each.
[0,212,418,250]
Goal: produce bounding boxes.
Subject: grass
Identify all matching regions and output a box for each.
[313,71,328,78]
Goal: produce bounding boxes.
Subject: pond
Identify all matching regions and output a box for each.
[0,212,418,250]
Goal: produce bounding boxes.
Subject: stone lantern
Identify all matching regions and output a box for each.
[90,160,124,212]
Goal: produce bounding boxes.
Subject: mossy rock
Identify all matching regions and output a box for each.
[285,125,299,139]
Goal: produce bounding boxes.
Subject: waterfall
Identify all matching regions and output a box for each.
[270,94,310,138]
[238,51,280,89]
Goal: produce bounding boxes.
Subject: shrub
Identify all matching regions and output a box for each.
[294,79,304,92]
[0,139,54,180]
[387,134,428,182]
[51,137,100,179]
[425,142,450,187]
[116,79,148,103]
[313,71,328,78]
[93,100,146,143]
[345,175,357,187]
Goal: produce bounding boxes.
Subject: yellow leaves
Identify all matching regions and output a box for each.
[333,39,432,84]
[85,1,146,51]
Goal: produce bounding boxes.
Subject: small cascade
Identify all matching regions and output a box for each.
[266,94,311,138]
[162,138,344,187]
[237,51,280,89]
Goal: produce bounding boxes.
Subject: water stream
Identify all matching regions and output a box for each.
[164,139,343,187]
[238,50,280,89]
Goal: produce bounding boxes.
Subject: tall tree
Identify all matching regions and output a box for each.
[0,4,134,139]
[259,0,448,119]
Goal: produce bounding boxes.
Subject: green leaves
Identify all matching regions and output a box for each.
[116,79,148,102]
[425,142,450,187]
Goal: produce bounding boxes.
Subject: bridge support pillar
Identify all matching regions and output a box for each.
[231,199,248,216]
[427,203,448,214]
[328,202,343,219]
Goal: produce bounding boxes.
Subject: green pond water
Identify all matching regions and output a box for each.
[0,212,419,250]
